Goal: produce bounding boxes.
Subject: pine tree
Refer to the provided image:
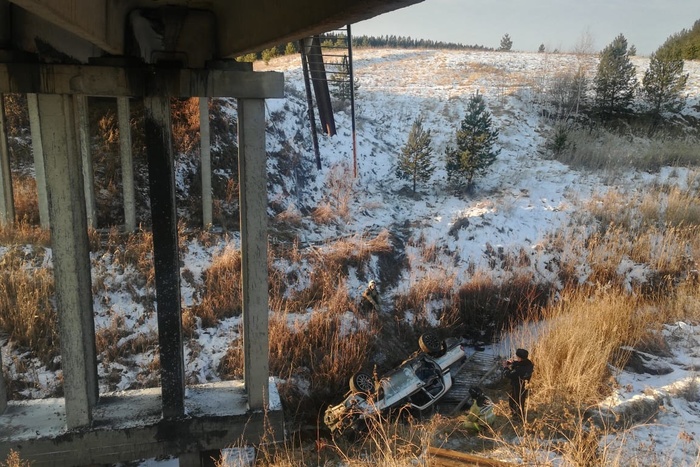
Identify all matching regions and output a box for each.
[538,44,545,53]
[499,34,513,52]
[641,47,688,117]
[593,34,637,116]
[445,92,500,191]
[261,47,278,64]
[396,117,434,193]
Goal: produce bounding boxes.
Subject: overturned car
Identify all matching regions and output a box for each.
[324,332,472,435]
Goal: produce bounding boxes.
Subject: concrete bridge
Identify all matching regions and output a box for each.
[0,1,422,465]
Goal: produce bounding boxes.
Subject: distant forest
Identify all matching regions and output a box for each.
[241,19,700,63]
[350,34,491,51]
[658,19,700,60]
[237,34,492,63]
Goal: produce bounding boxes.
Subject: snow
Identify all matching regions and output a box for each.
[2,48,700,464]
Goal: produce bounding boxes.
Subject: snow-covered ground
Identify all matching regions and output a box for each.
[2,48,700,465]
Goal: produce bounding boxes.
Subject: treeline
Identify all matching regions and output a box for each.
[237,34,491,63]
[351,34,491,51]
[657,19,700,60]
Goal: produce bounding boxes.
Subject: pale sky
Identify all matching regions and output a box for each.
[353,0,699,56]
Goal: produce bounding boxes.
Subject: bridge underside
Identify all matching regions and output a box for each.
[0,0,423,464]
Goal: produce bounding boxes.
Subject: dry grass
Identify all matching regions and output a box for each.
[0,247,58,363]
[547,126,700,173]
[393,273,456,326]
[190,244,242,327]
[0,450,31,467]
[12,175,40,225]
[0,219,49,247]
[515,288,647,410]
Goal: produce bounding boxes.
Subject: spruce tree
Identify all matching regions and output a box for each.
[396,117,434,193]
[499,34,513,52]
[445,92,500,191]
[641,47,688,117]
[593,34,637,116]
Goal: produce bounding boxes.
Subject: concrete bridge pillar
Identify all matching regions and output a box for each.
[74,94,97,229]
[118,97,137,232]
[200,97,212,228]
[238,98,269,410]
[0,95,14,225]
[36,93,98,429]
[27,94,50,228]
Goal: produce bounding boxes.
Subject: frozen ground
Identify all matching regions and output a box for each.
[2,48,699,465]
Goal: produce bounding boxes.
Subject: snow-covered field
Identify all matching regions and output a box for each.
[3,48,700,465]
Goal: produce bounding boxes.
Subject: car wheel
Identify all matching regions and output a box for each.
[349,372,374,393]
[419,332,444,356]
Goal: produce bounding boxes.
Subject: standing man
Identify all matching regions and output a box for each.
[502,348,534,422]
[361,279,381,313]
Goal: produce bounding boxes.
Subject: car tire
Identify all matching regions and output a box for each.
[419,332,444,356]
[349,371,374,394]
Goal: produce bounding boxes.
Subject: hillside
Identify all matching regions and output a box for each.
[2,48,700,465]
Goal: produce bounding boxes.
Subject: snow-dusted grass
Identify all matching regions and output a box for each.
[2,48,700,465]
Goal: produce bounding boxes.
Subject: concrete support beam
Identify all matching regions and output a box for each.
[27,94,50,228]
[37,93,97,429]
[199,97,212,228]
[73,94,96,228]
[118,97,136,232]
[9,0,121,55]
[0,63,284,99]
[0,95,14,225]
[143,88,185,419]
[0,381,284,466]
[238,98,269,410]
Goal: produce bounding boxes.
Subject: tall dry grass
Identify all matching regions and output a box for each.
[0,247,57,364]
[546,126,700,173]
[512,288,648,410]
[189,244,242,328]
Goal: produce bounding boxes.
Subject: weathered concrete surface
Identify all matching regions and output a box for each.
[238,98,270,411]
[0,380,284,466]
[38,92,98,429]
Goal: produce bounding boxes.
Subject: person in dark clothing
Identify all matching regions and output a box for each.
[360,280,381,313]
[502,348,534,421]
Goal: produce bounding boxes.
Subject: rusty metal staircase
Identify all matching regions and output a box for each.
[300,25,357,175]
